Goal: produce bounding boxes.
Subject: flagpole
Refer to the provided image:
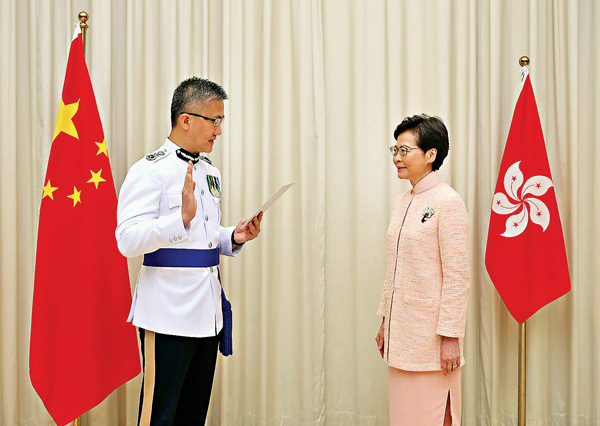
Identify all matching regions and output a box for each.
[79,11,89,57]
[516,55,530,426]
[518,321,526,426]
[72,13,89,426]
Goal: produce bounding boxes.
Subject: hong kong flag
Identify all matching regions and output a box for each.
[30,25,140,425]
[485,72,571,324]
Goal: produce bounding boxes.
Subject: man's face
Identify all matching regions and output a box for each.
[184,98,224,153]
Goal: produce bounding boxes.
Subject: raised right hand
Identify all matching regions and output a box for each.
[181,161,197,227]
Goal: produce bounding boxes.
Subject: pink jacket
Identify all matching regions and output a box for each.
[377,172,470,371]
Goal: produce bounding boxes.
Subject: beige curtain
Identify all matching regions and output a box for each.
[1,0,598,424]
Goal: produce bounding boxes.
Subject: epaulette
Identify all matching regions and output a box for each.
[200,155,213,165]
[145,147,169,162]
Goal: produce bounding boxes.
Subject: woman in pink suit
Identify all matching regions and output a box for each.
[375,114,470,426]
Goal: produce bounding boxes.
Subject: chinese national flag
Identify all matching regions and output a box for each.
[485,73,571,324]
[30,25,140,425]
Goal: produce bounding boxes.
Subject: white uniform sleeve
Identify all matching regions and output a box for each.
[219,225,241,257]
[116,161,190,258]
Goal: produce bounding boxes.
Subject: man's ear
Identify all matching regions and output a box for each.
[179,113,191,130]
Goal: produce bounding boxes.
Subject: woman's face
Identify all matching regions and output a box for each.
[392,130,435,186]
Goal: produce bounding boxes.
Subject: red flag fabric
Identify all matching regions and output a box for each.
[485,73,571,324]
[30,25,140,425]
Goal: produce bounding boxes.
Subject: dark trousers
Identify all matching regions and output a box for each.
[138,328,219,426]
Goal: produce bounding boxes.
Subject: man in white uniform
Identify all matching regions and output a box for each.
[116,77,262,425]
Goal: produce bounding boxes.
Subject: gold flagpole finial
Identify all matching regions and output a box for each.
[79,12,89,57]
[78,11,89,28]
[519,56,530,82]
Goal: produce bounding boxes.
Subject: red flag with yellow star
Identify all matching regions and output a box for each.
[30,25,140,425]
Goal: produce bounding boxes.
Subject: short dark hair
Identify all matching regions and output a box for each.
[393,114,449,171]
[170,77,228,127]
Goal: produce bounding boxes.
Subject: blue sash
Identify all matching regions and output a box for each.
[143,248,220,268]
[143,247,233,356]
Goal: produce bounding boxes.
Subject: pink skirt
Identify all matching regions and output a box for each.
[388,366,461,426]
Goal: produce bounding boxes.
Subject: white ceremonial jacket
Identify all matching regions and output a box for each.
[116,138,240,338]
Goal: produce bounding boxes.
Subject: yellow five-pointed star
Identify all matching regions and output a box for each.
[95,139,108,157]
[67,186,82,206]
[87,169,106,189]
[53,98,80,141]
[42,180,59,200]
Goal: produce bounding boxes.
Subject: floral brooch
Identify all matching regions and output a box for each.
[421,207,435,223]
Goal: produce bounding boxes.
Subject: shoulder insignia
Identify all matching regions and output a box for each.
[200,155,213,165]
[145,148,169,162]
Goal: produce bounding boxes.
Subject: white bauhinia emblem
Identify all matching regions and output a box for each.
[491,161,554,238]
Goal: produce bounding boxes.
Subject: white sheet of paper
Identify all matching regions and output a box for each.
[242,183,294,227]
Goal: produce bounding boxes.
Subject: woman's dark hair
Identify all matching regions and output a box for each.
[393,114,449,171]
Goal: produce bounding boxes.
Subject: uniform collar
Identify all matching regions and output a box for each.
[165,138,212,165]
[176,147,201,164]
[411,171,441,195]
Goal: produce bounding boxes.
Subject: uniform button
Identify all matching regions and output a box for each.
[169,238,173,243]
[205,215,209,221]
[210,267,214,272]
[178,235,182,240]
[201,189,204,195]
[208,242,213,248]
[193,165,197,170]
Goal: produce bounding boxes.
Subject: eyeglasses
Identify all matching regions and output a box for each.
[390,145,420,156]
[181,112,225,127]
